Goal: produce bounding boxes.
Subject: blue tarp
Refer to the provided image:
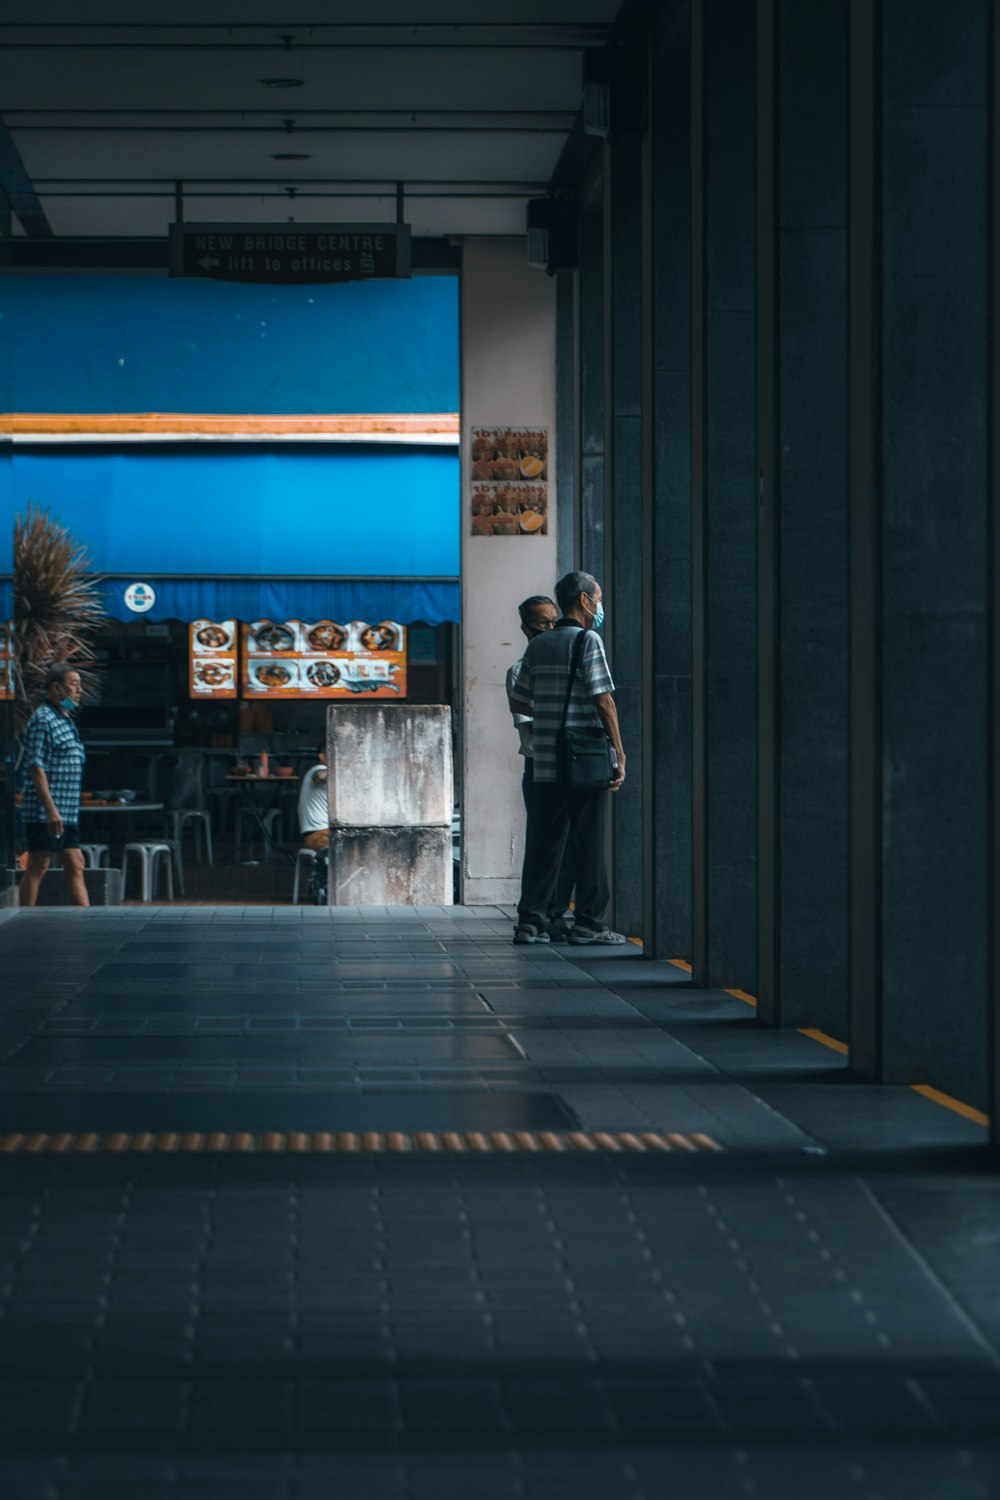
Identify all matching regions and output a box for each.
[2,276,459,415]
[11,446,459,578]
[101,577,458,625]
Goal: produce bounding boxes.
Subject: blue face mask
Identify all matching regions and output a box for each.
[588,599,605,630]
[60,697,76,713]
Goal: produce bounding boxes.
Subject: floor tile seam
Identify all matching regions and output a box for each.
[582,979,840,1151]
[843,1173,1000,1373]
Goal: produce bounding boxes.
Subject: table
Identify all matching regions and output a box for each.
[80,801,165,812]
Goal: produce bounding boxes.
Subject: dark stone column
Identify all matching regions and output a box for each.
[701,0,758,990]
[774,0,850,1032]
[555,271,576,582]
[605,139,645,936]
[646,2,693,959]
[577,199,605,584]
[877,0,990,1103]
[990,0,1000,1150]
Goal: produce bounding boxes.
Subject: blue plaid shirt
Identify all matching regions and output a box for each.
[21,703,87,823]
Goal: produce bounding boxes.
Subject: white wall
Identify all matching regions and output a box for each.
[460,239,558,905]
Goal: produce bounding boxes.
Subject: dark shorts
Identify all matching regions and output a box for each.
[25,822,81,854]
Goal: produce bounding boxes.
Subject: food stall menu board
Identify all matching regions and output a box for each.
[242,620,407,699]
[0,623,11,701]
[189,619,238,698]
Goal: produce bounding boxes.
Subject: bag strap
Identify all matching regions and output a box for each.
[559,627,590,734]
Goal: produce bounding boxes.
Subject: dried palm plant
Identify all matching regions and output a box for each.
[13,505,106,728]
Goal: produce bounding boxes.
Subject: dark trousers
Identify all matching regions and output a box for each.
[517,768,610,933]
[521,761,576,919]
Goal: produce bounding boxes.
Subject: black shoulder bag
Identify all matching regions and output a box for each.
[555,628,614,791]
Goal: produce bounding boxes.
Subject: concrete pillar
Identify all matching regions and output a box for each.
[692,0,758,990]
[760,0,850,1030]
[326,704,453,906]
[578,199,605,583]
[605,138,645,936]
[460,239,558,905]
[555,271,576,582]
[875,0,990,1100]
[645,2,693,960]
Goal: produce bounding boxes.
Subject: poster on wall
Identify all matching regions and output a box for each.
[189,620,238,698]
[242,620,407,699]
[0,623,12,701]
[470,426,548,536]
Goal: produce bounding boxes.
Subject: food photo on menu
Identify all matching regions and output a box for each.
[248,659,300,693]
[188,619,237,698]
[302,621,349,652]
[247,620,297,654]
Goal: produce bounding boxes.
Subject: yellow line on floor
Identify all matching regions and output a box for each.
[798,1027,849,1056]
[725,988,757,1007]
[910,1084,990,1128]
[668,959,693,972]
[0,1129,723,1156]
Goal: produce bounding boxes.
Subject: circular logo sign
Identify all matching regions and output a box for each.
[123,582,156,614]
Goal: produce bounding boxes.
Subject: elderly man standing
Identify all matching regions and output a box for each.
[507,593,574,942]
[19,662,89,908]
[508,571,626,946]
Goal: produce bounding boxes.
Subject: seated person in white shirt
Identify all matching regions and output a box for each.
[297,742,329,850]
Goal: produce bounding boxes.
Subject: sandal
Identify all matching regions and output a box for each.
[568,927,627,945]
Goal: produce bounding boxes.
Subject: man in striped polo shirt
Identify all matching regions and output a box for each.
[508,571,626,945]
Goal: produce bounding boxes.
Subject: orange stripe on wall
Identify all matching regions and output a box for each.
[2,413,460,438]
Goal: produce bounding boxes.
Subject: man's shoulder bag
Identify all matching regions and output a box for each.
[555,628,614,792]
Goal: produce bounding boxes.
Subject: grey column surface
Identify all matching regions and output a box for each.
[691,0,709,984]
[991,0,1000,1149]
[648,2,693,960]
[848,0,883,1078]
[605,139,645,938]
[775,0,850,1034]
[555,271,576,584]
[703,0,758,991]
[878,0,989,1104]
[756,0,779,1023]
[578,199,605,585]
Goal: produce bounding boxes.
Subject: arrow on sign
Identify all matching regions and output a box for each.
[198,255,221,269]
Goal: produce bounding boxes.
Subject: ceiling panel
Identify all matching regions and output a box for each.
[0,48,587,112]
[0,3,620,239]
[2,2,618,23]
[15,128,564,184]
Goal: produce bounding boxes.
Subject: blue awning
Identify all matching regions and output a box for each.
[101,577,459,625]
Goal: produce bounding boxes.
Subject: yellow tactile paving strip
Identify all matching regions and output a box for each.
[0,1129,723,1155]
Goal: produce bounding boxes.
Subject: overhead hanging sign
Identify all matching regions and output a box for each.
[169,222,411,285]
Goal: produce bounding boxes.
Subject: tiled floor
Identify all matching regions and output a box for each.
[0,906,998,1499]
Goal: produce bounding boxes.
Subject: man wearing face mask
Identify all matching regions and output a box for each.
[19,663,89,907]
[508,572,626,945]
[506,594,575,941]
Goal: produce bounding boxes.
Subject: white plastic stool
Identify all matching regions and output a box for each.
[121,841,174,902]
[165,809,214,866]
[292,847,318,903]
[235,806,282,863]
[80,843,110,869]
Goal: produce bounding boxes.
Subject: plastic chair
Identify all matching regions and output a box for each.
[164,809,213,866]
[292,847,318,903]
[235,806,282,863]
[121,842,175,902]
[207,785,240,839]
[80,843,110,869]
[159,752,213,866]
